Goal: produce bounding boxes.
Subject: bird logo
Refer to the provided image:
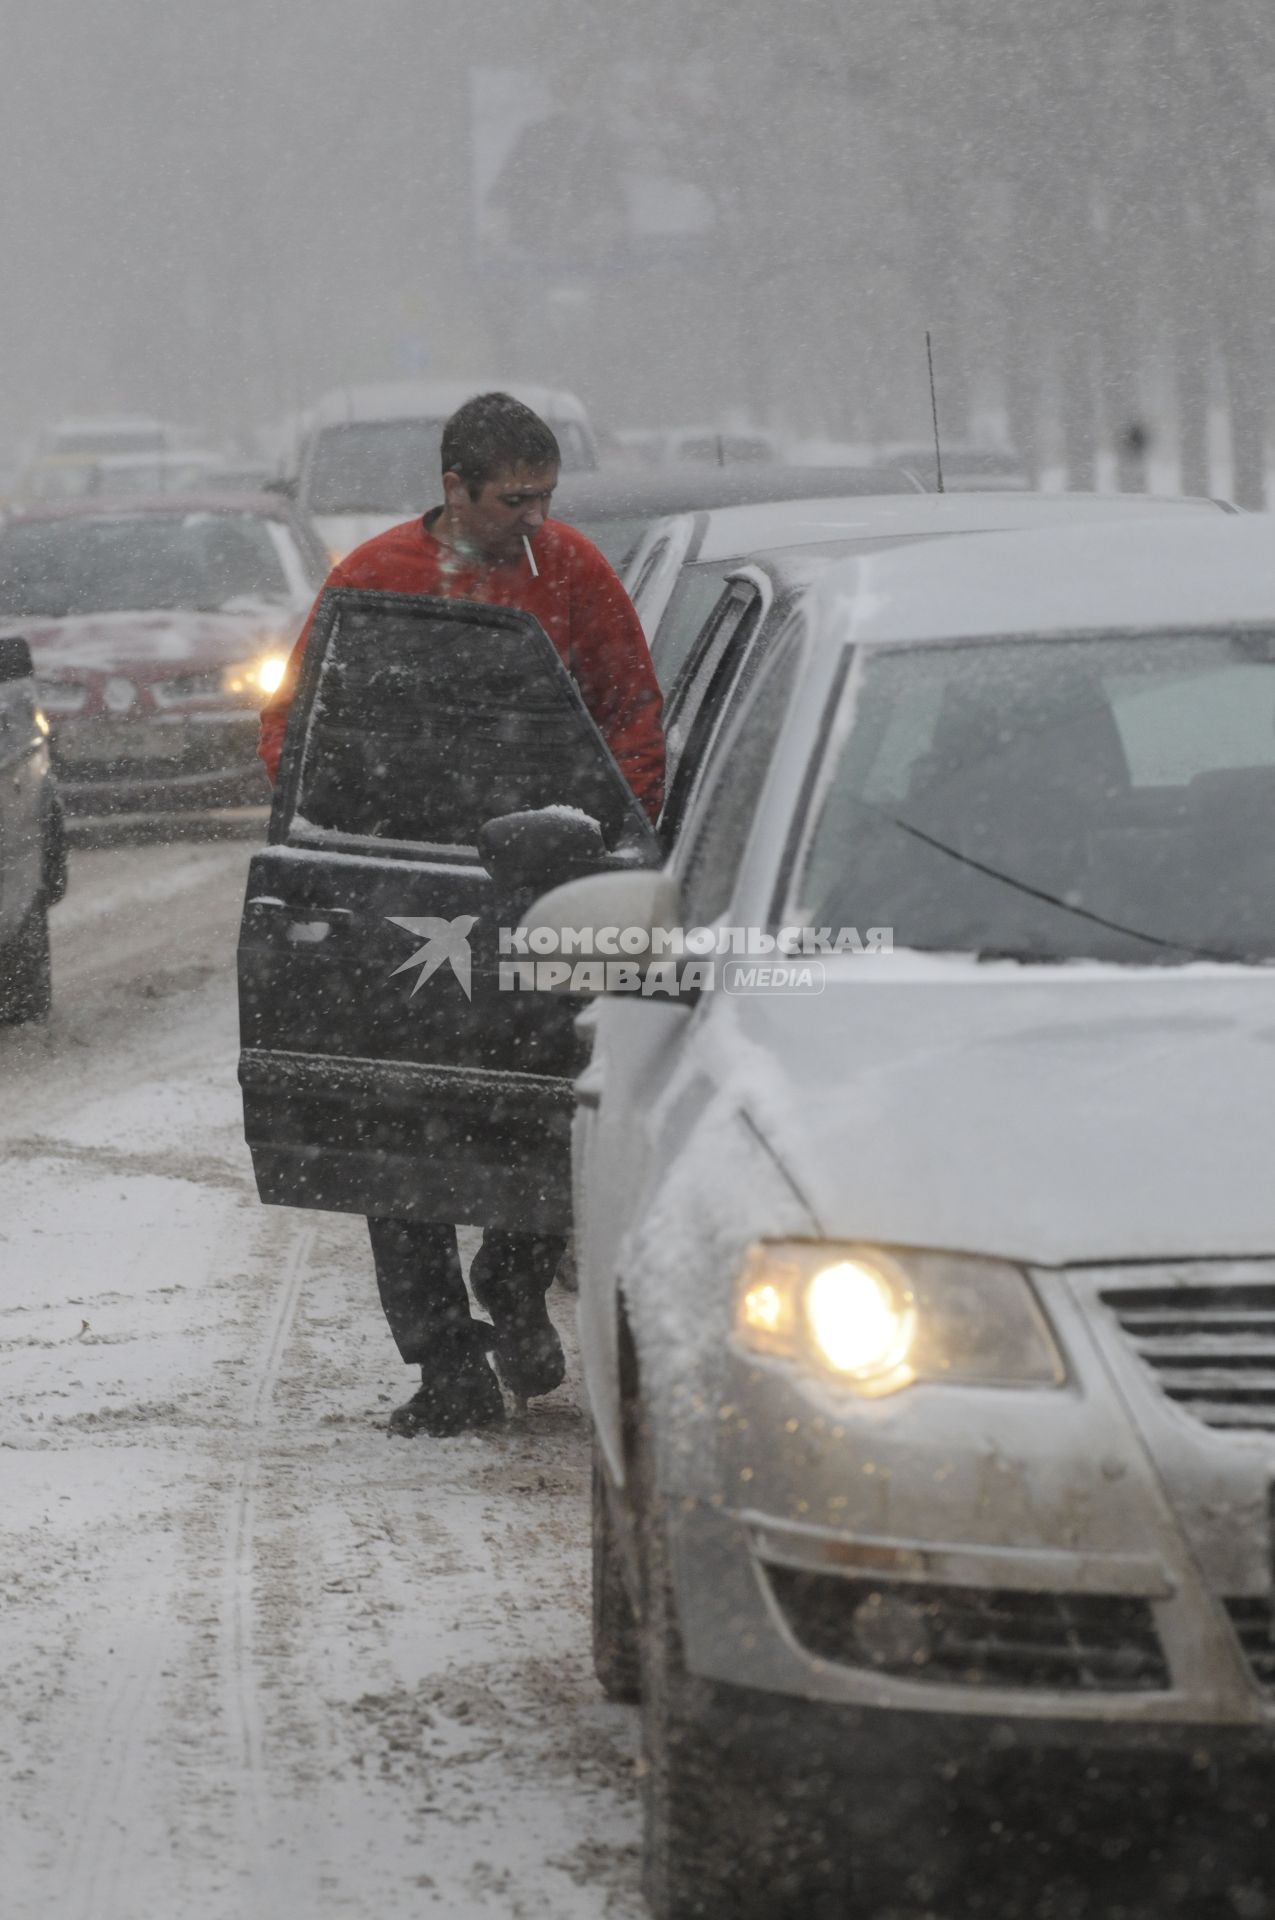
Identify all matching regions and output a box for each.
[386,914,477,1000]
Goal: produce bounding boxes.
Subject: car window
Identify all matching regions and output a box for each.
[562,514,649,571]
[627,536,670,612]
[674,435,774,465]
[0,513,291,615]
[289,593,652,855]
[797,627,1275,964]
[660,584,763,843]
[665,582,759,768]
[652,562,739,691]
[551,421,594,472]
[679,634,803,926]
[305,421,444,516]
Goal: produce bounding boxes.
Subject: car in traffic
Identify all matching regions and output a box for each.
[0,496,327,816]
[525,514,1275,1916]
[609,426,784,469]
[874,440,1031,491]
[14,417,180,504]
[550,463,922,571]
[284,380,599,563]
[0,634,66,1024]
[80,451,232,497]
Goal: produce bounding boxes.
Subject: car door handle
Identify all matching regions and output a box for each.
[285,919,346,945]
[247,897,355,943]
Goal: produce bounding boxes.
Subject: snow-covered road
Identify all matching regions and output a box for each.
[0,837,642,1920]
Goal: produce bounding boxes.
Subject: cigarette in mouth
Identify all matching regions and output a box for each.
[523,535,539,577]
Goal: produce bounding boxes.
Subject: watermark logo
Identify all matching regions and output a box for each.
[386,920,890,999]
[387,915,476,999]
[722,959,825,995]
[499,925,889,997]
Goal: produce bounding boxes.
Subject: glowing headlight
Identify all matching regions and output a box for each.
[222,652,288,699]
[804,1257,917,1383]
[735,1243,1064,1397]
[255,653,287,696]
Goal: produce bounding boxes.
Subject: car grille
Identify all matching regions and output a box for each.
[1222,1598,1275,1696]
[765,1567,1170,1693]
[1100,1280,1275,1431]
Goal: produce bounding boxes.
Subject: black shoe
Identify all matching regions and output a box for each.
[387,1338,505,1439]
[490,1293,566,1401]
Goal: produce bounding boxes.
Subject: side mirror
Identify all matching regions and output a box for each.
[263,475,298,499]
[521,868,685,994]
[478,807,608,898]
[0,635,34,684]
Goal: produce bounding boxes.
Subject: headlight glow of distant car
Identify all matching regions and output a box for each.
[222,651,289,700]
[735,1242,1065,1396]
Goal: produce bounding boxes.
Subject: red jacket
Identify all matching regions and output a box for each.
[259,515,665,820]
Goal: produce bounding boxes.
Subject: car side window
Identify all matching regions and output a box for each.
[665,582,760,770]
[678,633,803,926]
[628,538,669,615]
[667,584,759,731]
[660,584,763,843]
[288,594,653,856]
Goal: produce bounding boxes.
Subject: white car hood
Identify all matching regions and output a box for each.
[723,968,1275,1266]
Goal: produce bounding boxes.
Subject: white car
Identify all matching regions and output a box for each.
[610,425,783,469]
[533,515,1275,1917]
[287,379,598,562]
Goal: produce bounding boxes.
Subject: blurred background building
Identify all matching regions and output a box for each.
[1,0,1273,499]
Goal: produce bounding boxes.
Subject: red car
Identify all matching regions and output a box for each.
[0,495,328,813]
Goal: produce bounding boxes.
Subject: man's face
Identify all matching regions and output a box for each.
[441,462,559,564]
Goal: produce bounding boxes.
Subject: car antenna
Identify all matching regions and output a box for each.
[926,330,945,493]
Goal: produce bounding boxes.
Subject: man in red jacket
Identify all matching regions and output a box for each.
[260,391,665,1439]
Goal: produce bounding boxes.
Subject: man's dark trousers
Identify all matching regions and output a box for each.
[367,1219,566,1364]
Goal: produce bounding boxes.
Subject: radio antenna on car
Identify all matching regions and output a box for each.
[926,330,946,493]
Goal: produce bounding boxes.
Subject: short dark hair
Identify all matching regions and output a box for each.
[440,391,561,496]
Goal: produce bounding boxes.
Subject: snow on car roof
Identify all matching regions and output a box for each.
[812,512,1275,647]
[692,488,1228,564]
[307,380,590,427]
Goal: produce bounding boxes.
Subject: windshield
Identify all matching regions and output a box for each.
[798,629,1275,964]
[0,513,291,615]
[306,421,445,515]
[307,416,593,516]
[564,513,648,570]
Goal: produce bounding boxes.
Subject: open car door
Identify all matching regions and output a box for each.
[238,589,657,1233]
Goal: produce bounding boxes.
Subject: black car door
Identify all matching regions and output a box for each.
[238,589,657,1234]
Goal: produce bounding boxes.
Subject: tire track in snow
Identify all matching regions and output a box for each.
[223,1222,314,1828]
[49,1227,314,1920]
[58,1634,167,1920]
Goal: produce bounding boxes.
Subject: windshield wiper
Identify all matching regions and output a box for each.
[868,805,1236,967]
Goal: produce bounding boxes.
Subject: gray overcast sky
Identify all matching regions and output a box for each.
[4,2,1273,496]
